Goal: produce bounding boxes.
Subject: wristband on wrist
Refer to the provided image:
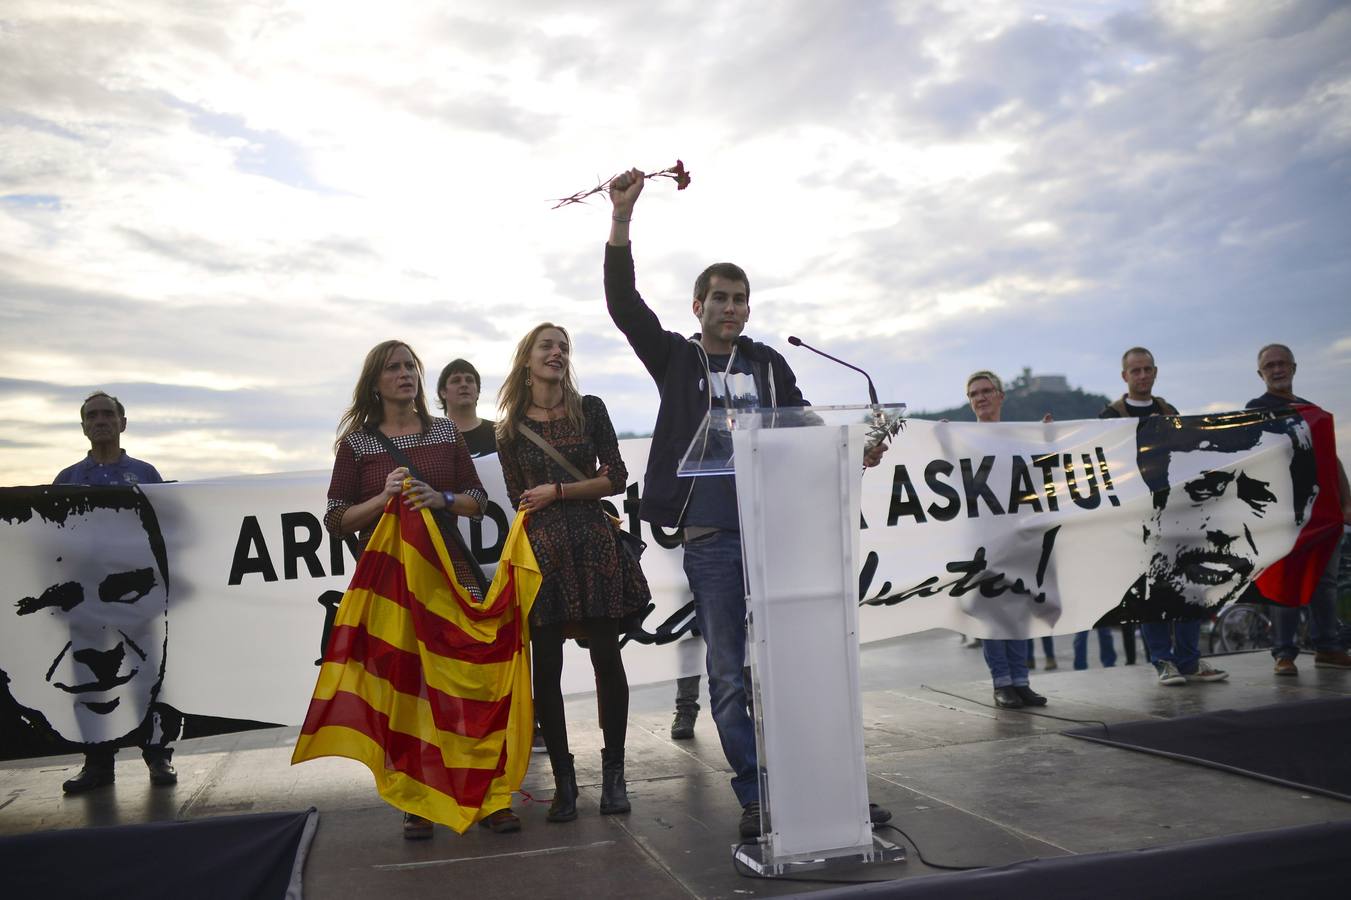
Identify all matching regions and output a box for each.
[555,481,563,500]
[442,490,455,509]
[612,213,631,223]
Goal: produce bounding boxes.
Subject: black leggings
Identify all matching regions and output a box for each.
[531,620,629,767]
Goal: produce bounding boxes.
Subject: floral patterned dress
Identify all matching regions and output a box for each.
[498,395,650,628]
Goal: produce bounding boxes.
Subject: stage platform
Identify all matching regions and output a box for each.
[4,630,1349,898]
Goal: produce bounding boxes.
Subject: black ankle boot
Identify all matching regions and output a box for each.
[547,754,578,823]
[599,747,630,815]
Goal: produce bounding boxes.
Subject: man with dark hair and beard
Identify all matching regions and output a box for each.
[1246,343,1351,676]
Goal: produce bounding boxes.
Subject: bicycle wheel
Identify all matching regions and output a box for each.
[1212,604,1273,653]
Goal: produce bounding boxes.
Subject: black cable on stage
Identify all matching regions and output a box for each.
[730,685,1114,882]
[920,683,1114,738]
[874,824,988,871]
[731,819,997,882]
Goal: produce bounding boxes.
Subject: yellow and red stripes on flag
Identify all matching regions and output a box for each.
[291,498,540,833]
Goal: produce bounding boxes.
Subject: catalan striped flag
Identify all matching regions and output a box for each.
[291,498,539,833]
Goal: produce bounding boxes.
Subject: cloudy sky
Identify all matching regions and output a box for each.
[2,0,1348,484]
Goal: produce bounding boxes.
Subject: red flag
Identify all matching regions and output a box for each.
[1256,405,1342,606]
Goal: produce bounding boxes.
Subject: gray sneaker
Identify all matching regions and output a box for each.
[1186,659,1229,683]
[1155,661,1186,686]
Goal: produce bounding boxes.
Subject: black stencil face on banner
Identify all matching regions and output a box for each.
[0,486,171,749]
[1142,412,1315,615]
[1107,409,1317,622]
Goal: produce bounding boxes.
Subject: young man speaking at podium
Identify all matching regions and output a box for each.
[603,168,887,839]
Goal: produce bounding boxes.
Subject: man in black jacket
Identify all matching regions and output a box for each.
[1099,347,1179,420]
[1247,343,1351,676]
[1095,346,1180,666]
[1100,348,1226,686]
[603,168,885,839]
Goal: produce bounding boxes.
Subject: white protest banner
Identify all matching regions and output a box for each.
[0,407,1333,756]
[855,410,1322,640]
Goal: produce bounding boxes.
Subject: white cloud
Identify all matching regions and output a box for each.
[1,0,1349,483]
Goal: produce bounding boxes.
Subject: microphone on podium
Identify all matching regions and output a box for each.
[786,336,880,407]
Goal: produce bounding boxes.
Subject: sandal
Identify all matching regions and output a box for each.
[403,812,433,840]
[478,808,521,834]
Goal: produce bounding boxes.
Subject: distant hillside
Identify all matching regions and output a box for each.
[910,367,1113,422]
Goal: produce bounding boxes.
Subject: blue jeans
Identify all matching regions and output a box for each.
[1073,628,1117,669]
[983,640,1029,688]
[682,529,758,807]
[1272,538,1345,660]
[1141,620,1201,674]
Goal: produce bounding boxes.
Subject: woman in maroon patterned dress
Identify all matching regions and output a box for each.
[324,339,514,837]
[496,323,649,822]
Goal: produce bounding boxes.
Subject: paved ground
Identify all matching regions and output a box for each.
[4,630,1349,899]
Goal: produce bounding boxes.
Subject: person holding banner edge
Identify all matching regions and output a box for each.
[52,391,178,794]
[324,340,498,838]
[604,167,889,840]
[495,323,650,822]
[1096,347,1182,667]
[1101,347,1227,687]
[1110,348,1224,683]
[1245,343,1351,676]
[966,371,1049,709]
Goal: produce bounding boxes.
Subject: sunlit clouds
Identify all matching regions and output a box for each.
[2,0,1348,483]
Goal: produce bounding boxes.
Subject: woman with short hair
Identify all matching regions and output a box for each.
[965,370,1048,710]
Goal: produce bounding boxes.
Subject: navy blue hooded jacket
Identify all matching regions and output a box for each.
[604,242,808,527]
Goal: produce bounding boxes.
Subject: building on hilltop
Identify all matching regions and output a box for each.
[1007,366,1069,396]
[913,366,1108,422]
[1024,374,1069,394]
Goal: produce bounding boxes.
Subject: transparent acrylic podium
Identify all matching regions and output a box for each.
[678,404,906,875]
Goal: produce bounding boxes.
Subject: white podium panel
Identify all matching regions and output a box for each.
[735,422,872,861]
[679,404,904,873]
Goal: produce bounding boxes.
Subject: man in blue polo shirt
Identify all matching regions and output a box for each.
[55,392,163,487]
[53,391,177,792]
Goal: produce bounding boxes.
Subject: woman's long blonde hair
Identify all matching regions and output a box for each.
[335,340,433,451]
[496,323,584,446]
